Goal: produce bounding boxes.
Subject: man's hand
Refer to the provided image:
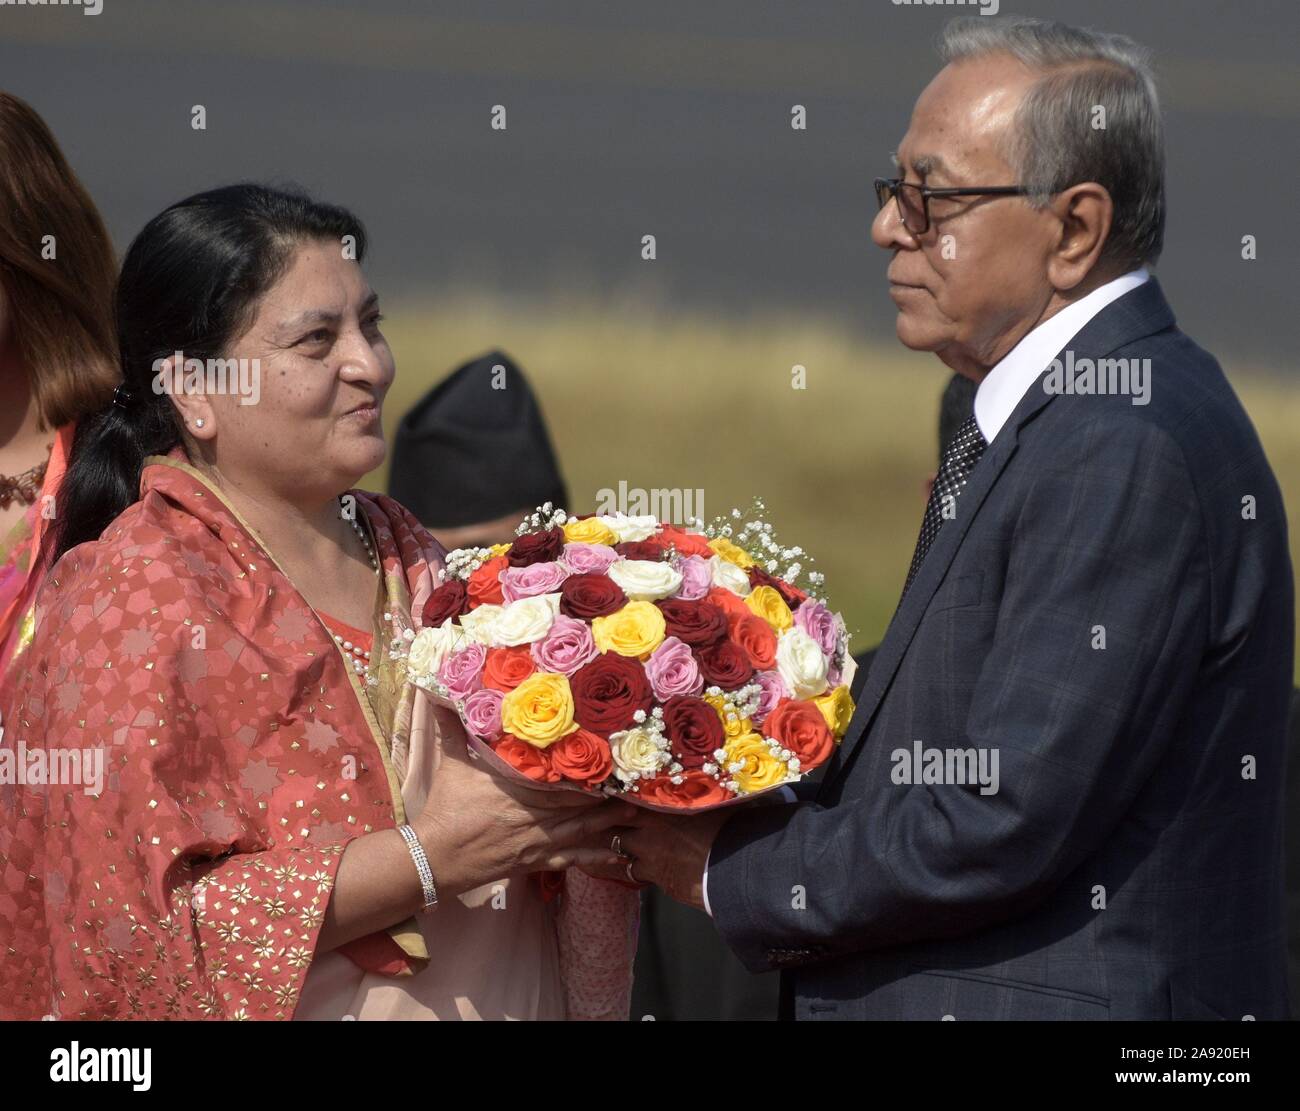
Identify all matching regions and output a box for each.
[598,809,733,912]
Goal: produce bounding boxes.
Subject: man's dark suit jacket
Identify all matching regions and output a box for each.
[707,278,1295,1020]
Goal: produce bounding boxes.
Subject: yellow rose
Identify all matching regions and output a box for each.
[724,731,790,793]
[591,600,666,658]
[813,684,855,739]
[708,537,755,569]
[487,542,512,558]
[703,692,752,739]
[500,672,579,748]
[744,584,794,633]
[563,517,619,547]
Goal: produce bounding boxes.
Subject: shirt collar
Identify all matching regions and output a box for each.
[973,268,1150,444]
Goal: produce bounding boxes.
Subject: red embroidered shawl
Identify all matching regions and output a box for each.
[0,453,441,1019]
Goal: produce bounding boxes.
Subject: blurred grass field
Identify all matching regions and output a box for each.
[366,291,1300,680]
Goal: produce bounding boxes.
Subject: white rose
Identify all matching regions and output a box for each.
[458,604,504,646]
[491,593,561,646]
[406,621,458,679]
[608,725,670,785]
[709,554,751,595]
[596,513,660,543]
[775,627,830,699]
[606,558,683,601]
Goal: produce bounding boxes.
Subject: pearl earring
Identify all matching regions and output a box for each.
[194,419,206,429]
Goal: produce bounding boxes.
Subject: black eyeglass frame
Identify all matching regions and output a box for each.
[874,177,1031,236]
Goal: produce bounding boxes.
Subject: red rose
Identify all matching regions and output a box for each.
[494,734,560,782]
[467,555,508,607]
[730,612,777,670]
[706,586,750,623]
[654,525,714,559]
[569,654,653,734]
[422,579,468,627]
[747,564,808,608]
[764,697,835,768]
[483,645,537,691]
[615,539,667,561]
[559,573,627,620]
[696,640,754,690]
[637,770,732,809]
[548,728,615,787]
[656,598,728,647]
[507,528,564,567]
[661,694,726,769]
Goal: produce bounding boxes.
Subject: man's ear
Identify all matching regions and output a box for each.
[156,355,217,440]
[1046,181,1114,293]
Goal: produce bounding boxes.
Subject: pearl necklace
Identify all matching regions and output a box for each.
[333,631,373,676]
[333,499,381,680]
[342,500,380,575]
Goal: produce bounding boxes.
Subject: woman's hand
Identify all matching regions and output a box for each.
[412,728,637,898]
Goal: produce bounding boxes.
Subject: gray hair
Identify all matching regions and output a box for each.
[938,16,1165,268]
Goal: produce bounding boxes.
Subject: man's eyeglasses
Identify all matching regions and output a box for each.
[874,177,1031,236]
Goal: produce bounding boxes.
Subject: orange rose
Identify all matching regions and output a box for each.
[656,525,714,559]
[706,586,750,623]
[483,645,537,691]
[637,770,733,809]
[763,697,835,769]
[548,728,614,788]
[467,555,508,608]
[730,612,777,670]
[494,734,560,782]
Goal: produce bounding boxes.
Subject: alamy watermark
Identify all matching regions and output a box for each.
[152,352,261,405]
[0,712,105,796]
[891,0,1000,15]
[0,0,102,14]
[891,740,1000,795]
[1042,350,1151,407]
[594,481,703,526]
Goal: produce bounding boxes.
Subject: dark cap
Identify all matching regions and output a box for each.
[387,350,569,528]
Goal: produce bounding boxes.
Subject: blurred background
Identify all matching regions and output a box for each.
[2,0,1297,667]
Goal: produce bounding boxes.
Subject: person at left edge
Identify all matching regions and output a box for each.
[0,92,118,688]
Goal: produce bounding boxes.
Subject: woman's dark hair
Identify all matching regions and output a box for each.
[50,183,367,561]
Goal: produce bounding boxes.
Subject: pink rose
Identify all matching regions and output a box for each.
[670,554,712,601]
[644,635,705,701]
[439,643,487,702]
[463,687,505,741]
[530,614,599,676]
[500,560,569,602]
[561,542,619,575]
[794,600,838,657]
[752,669,789,724]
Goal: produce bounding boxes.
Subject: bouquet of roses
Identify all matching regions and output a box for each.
[397,501,856,812]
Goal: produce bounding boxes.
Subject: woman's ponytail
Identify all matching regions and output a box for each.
[50,386,180,561]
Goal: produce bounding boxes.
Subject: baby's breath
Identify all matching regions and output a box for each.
[702,496,826,601]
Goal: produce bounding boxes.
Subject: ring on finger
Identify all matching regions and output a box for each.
[611,833,627,858]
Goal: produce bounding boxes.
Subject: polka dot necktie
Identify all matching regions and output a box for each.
[901,414,988,599]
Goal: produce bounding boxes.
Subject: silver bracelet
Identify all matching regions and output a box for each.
[398,823,439,911]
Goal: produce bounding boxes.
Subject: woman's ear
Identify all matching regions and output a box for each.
[155,355,217,440]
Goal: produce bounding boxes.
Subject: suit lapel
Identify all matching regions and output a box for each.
[818,278,1177,794]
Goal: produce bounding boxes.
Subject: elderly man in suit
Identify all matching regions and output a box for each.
[614,16,1294,1020]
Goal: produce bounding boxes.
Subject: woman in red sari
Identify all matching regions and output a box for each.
[0,185,638,1020]
[0,93,118,683]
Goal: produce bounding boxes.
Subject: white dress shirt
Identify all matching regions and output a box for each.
[700,267,1150,918]
[973,268,1149,443]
